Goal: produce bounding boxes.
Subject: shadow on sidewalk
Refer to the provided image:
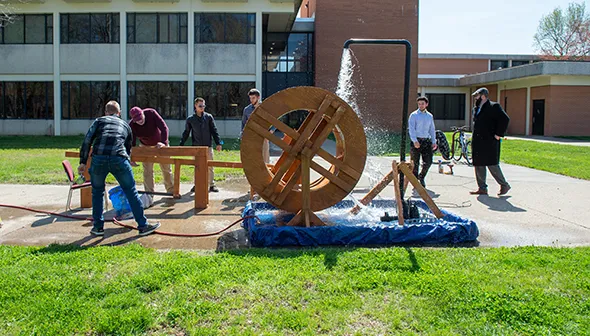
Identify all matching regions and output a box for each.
[476,195,526,212]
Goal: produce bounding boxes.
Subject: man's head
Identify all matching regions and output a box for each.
[194,98,205,115]
[472,87,489,106]
[248,88,261,105]
[105,101,121,117]
[416,96,429,111]
[129,107,145,125]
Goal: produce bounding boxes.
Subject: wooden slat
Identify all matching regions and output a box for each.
[247,120,292,153]
[264,156,296,198]
[174,160,181,198]
[308,106,346,155]
[398,163,444,218]
[254,106,300,140]
[194,155,208,209]
[391,161,404,225]
[274,165,301,206]
[309,161,354,192]
[132,146,207,157]
[290,95,333,155]
[301,154,311,227]
[350,170,394,215]
[316,148,362,180]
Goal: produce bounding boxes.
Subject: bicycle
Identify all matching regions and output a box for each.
[450,126,472,165]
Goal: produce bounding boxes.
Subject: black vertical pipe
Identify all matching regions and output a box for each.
[342,39,412,199]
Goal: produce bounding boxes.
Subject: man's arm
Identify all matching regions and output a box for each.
[79,119,99,165]
[240,107,248,138]
[124,124,133,157]
[430,115,437,147]
[408,113,418,143]
[179,118,191,146]
[153,111,169,145]
[494,104,510,138]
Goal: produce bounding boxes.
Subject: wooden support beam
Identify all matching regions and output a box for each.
[398,162,444,218]
[309,160,354,192]
[174,159,181,198]
[350,170,394,215]
[391,160,404,226]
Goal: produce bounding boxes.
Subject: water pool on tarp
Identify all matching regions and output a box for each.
[242,199,479,247]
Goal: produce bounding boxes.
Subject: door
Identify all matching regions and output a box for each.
[532,100,545,136]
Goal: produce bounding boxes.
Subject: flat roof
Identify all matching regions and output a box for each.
[418,61,590,87]
[419,53,540,61]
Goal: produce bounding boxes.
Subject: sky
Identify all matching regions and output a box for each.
[419,0,588,55]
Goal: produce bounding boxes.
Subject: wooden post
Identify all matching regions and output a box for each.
[350,170,394,215]
[80,156,92,208]
[391,160,404,225]
[194,147,209,209]
[174,159,181,198]
[301,153,311,227]
[398,163,444,218]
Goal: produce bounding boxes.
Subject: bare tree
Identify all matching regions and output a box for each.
[534,2,590,60]
[0,1,17,28]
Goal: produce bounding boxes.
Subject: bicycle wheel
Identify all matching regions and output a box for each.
[451,139,462,161]
[465,140,473,165]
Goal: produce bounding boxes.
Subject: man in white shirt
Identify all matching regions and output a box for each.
[408,96,438,187]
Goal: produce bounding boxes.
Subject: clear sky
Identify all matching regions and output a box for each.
[418,0,588,55]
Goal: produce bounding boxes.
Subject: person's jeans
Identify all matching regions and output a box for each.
[410,138,434,179]
[89,155,148,230]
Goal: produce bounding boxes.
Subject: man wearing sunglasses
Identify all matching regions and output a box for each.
[179,97,223,192]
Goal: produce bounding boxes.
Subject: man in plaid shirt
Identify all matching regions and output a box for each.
[78,101,160,236]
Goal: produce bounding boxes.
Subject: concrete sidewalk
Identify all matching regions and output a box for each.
[1,158,589,249]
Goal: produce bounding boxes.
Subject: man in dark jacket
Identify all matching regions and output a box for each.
[470,87,511,196]
[179,97,223,192]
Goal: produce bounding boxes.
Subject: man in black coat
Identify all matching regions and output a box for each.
[470,87,511,196]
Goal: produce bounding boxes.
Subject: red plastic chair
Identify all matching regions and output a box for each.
[62,160,108,211]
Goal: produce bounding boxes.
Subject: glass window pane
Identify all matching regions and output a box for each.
[69,14,91,43]
[46,82,54,119]
[112,14,120,43]
[135,14,157,43]
[159,14,169,43]
[169,14,179,43]
[225,14,247,44]
[4,82,25,118]
[25,15,46,43]
[90,14,107,43]
[47,26,53,44]
[4,15,24,43]
[0,82,4,118]
[200,14,224,43]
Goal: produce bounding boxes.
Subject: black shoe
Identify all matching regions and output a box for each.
[209,186,219,192]
[90,228,104,236]
[138,222,161,236]
[190,185,195,193]
[419,177,426,188]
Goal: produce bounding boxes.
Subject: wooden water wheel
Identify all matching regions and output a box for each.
[240,87,367,227]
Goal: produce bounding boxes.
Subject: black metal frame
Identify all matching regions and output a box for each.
[60,13,119,44]
[127,13,188,44]
[343,38,412,198]
[0,81,54,119]
[0,14,53,44]
[194,13,255,44]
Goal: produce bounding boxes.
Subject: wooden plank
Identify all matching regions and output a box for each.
[194,155,209,209]
[174,160,181,197]
[290,95,333,154]
[264,156,296,198]
[308,106,346,155]
[285,210,303,227]
[316,148,362,180]
[247,120,292,153]
[350,170,394,215]
[254,106,300,140]
[301,154,311,227]
[398,163,444,218]
[274,166,301,206]
[81,156,92,208]
[391,161,404,226]
[309,160,354,192]
[133,146,207,157]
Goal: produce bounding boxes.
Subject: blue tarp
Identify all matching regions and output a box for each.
[242,199,479,247]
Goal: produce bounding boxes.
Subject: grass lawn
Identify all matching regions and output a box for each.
[556,136,590,141]
[0,136,244,185]
[0,245,588,335]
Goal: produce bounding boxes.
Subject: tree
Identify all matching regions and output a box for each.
[533,1,590,60]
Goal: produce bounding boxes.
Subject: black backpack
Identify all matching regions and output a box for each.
[435,130,451,160]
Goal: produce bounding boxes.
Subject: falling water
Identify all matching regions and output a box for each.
[335,48,359,114]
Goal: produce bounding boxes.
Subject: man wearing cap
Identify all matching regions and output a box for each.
[129,106,176,202]
[470,87,511,196]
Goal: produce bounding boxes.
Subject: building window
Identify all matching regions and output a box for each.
[0,14,53,44]
[194,82,255,119]
[195,13,255,44]
[511,60,530,67]
[127,13,187,43]
[128,82,187,120]
[61,81,120,119]
[425,94,465,120]
[0,82,54,119]
[490,60,509,71]
[264,32,313,73]
[60,13,119,44]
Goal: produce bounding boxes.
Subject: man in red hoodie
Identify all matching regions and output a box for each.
[129,106,177,202]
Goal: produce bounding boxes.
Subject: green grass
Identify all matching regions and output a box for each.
[556,136,590,141]
[0,245,588,335]
[0,136,243,185]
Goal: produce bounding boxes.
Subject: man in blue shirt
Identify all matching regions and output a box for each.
[408,96,438,187]
[241,88,270,163]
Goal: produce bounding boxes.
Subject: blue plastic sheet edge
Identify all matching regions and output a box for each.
[241,199,479,247]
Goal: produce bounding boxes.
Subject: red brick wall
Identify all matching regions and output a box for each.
[500,88,527,135]
[547,86,590,136]
[419,59,489,75]
[314,0,419,131]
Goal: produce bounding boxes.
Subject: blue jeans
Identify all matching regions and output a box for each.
[89,155,148,230]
